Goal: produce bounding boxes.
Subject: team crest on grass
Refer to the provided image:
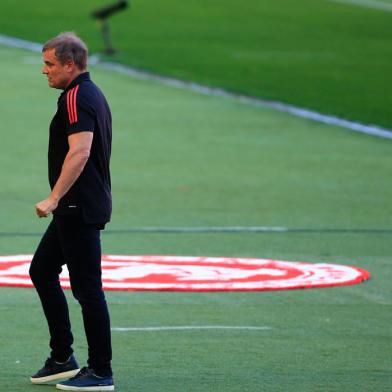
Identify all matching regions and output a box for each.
[0,255,369,291]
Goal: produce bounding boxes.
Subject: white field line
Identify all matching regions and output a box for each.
[328,0,392,12]
[112,326,272,332]
[108,226,289,233]
[105,226,392,234]
[1,33,391,140]
[94,61,392,140]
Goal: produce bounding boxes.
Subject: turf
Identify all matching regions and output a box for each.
[0,44,392,391]
[0,0,391,128]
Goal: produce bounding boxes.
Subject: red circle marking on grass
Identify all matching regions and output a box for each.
[0,255,370,291]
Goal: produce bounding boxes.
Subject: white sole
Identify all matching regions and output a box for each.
[30,369,80,384]
[56,384,114,391]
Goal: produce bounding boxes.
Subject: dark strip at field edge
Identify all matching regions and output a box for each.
[1,227,392,237]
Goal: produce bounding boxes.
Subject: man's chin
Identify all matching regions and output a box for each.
[48,80,62,89]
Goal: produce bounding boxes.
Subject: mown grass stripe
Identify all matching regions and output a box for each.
[1,33,391,140]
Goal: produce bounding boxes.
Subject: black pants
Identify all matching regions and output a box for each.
[29,214,112,377]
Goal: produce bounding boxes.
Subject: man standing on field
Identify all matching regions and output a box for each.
[29,32,114,391]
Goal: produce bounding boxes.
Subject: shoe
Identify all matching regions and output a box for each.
[30,355,80,384]
[56,367,114,391]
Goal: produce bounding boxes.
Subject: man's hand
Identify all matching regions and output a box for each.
[35,196,59,218]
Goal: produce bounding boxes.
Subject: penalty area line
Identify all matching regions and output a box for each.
[111,326,272,332]
[0,34,391,140]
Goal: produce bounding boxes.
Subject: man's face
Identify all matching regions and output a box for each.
[42,48,73,89]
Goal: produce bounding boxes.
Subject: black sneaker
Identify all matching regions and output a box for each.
[56,367,114,391]
[30,355,80,384]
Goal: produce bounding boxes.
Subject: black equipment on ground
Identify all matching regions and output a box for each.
[91,1,128,54]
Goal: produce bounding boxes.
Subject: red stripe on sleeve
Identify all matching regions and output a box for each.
[66,85,80,124]
[66,89,73,124]
[73,85,79,123]
[70,87,76,123]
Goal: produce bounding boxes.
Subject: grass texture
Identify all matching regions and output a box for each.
[0,44,392,392]
[0,0,391,127]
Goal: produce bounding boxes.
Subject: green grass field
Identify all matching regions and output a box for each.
[1,41,392,392]
[0,0,391,127]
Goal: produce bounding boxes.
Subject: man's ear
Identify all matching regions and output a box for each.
[64,60,75,73]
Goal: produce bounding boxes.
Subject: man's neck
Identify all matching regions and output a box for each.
[64,69,86,89]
